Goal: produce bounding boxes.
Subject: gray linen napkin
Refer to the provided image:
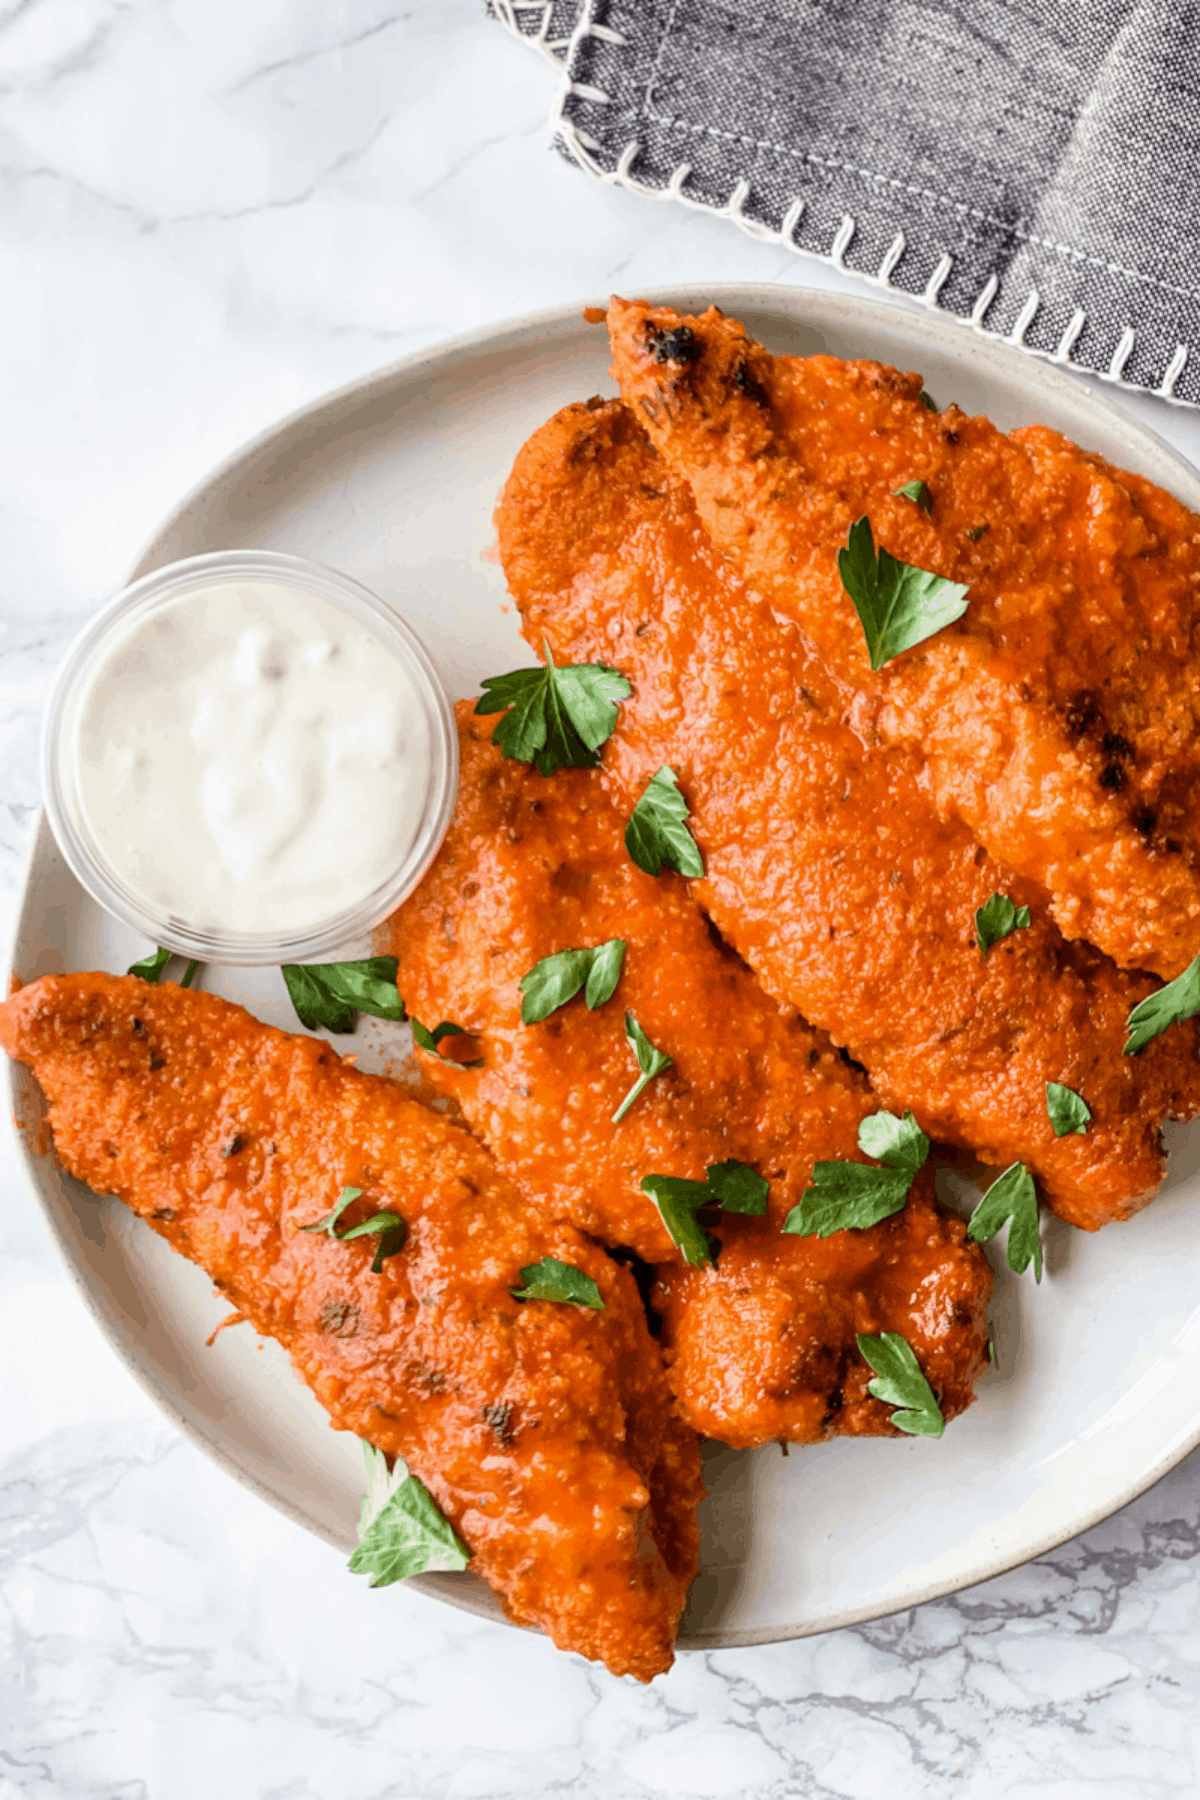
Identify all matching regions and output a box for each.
[493,0,1200,408]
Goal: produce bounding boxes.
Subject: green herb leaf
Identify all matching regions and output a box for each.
[410,1017,483,1068]
[783,1163,913,1238]
[975,894,1032,958]
[1123,950,1200,1054]
[299,1185,407,1272]
[128,947,172,982]
[510,1256,605,1309]
[856,1108,930,1172]
[857,1331,945,1436]
[705,1159,770,1216]
[837,516,969,671]
[519,939,626,1024]
[783,1109,928,1238]
[1046,1081,1091,1137]
[584,937,626,1009]
[179,959,200,989]
[348,1441,470,1586]
[474,653,631,777]
[639,1160,769,1265]
[282,957,405,1034]
[625,766,705,878]
[894,478,933,512]
[919,390,937,411]
[640,1175,720,1268]
[612,1012,672,1122]
[966,1162,1042,1280]
[300,1184,363,1237]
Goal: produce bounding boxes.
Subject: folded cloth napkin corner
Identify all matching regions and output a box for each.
[492,0,1200,409]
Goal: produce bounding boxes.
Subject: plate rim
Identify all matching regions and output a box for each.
[11,280,1200,1651]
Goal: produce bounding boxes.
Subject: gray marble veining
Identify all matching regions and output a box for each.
[4,3,1200,1793]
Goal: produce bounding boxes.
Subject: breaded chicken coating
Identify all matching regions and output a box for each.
[0,974,702,1682]
[389,706,992,1445]
[606,297,1200,980]
[494,398,1200,1231]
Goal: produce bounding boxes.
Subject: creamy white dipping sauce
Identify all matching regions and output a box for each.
[71,578,434,936]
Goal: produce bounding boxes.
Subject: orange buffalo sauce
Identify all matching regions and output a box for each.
[496,396,1200,1231]
[607,296,1200,980]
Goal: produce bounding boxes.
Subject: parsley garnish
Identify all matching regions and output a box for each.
[410,1017,483,1068]
[783,1108,929,1237]
[837,517,969,671]
[1046,1081,1091,1137]
[128,946,203,986]
[894,478,933,512]
[474,650,631,777]
[348,1442,470,1586]
[625,766,705,878]
[919,390,937,411]
[300,1185,407,1273]
[128,947,172,982]
[612,1013,672,1121]
[282,957,405,1035]
[966,1162,1042,1280]
[1123,951,1200,1054]
[510,1256,605,1309]
[975,894,1031,957]
[519,940,626,1024]
[640,1160,768,1267]
[857,1332,945,1436]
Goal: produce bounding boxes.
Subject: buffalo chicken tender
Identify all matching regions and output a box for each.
[607,296,1200,981]
[495,398,1200,1232]
[388,706,992,1444]
[0,973,702,1683]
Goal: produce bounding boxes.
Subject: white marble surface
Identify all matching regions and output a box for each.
[6,4,1200,1794]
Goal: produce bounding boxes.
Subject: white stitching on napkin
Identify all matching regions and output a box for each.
[971,273,999,325]
[1161,345,1188,398]
[829,215,855,269]
[1010,289,1040,346]
[879,233,906,285]
[1109,327,1136,380]
[1054,309,1086,362]
[549,5,1195,405]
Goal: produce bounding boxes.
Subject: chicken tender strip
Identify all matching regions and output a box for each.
[495,399,1200,1232]
[387,706,992,1446]
[607,297,1200,980]
[0,973,702,1682]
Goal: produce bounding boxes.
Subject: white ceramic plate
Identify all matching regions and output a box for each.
[12,285,1200,1651]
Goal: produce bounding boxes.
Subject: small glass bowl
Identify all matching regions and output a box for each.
[41,549,459,966]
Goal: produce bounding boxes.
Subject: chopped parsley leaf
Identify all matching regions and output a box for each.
[411,1017,483,1068]
[510,1256,605,1309]
[612,1013,672,1122]
[128,947,172,983]
[640,1160,768,1267]
[348,1441,470,1585]
[894,478,933,512]
[966,1161,1042,1280]
[625,766,705,878]
[1046,1081,1091,1137]
[519,939,626,1024]
[282,957,405,1035]
[474,651,630,777]
[783,1108,929,1237]
[300,1185,407,1273]
[1123,951,1200,1054]
[975,894,1031,958]
[837,516,969,671]
[857,1331,945,1436]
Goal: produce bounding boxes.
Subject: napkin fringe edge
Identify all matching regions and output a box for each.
[536,0,1192,410]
